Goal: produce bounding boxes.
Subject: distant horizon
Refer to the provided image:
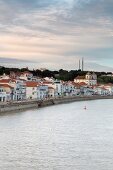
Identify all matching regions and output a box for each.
[0,64,113,73]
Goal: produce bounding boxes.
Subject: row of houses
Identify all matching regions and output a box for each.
[0,71,113,102]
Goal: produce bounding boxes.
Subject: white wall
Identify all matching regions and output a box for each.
[26,87,37,99]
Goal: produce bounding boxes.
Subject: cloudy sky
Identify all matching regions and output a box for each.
[0,0,113,71]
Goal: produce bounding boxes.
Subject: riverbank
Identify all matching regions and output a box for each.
[0,95,113,113]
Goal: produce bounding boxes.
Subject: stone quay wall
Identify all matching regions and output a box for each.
[0,95,113,113]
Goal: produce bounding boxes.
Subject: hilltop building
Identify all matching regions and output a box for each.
[74,72,97,86]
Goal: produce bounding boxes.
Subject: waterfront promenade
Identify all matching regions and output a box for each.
[0,95,113,113]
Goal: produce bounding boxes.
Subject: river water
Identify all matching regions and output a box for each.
[0,99,113,170]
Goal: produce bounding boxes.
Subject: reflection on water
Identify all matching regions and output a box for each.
[0,99,113,170]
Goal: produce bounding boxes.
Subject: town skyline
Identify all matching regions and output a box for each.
[0,0,113,71]
[1,58,113,73]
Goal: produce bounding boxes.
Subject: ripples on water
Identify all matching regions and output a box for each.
[0,99,113,170]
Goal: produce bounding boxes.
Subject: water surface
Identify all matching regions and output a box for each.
[0,99,113,170]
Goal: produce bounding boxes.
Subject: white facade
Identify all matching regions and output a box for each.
[74,72,97,86]
[0,87,7,102]
[19,72,33,81]
[0,86,12,102]
[74,77,86,84]
[12,80,26,101]
[0,73,10,80]
[25,81,39,99]
[26,87,37,99]
[80,86,94,96]
[93,86,109,96]
[37,85,48,100]
[54,80,63,96]
[48,87,55,98]
[62,83,75,96]
[44,77,54,82]
[103,85,113,95]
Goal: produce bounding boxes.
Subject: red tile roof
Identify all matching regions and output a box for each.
[26,81,39,87]
[0,84,13,88]
[0,79,11,83]
[79,82,87,86]
[75,76,85,80]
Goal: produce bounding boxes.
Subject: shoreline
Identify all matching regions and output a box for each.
[0,95,113,113]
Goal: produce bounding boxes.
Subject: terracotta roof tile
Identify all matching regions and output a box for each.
[79,82,87,86]
[75,76,85,80]
[26,81,39,87]
[0,79,11,83]
[0,84,13,88]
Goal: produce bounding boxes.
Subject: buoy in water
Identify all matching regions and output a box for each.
[84,106,87,110]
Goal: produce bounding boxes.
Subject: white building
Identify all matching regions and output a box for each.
[74,72,97,86]
[54,80,63,96]
[44,77,55,82]
[62,82,76,96]
[26,81,38,99]
[0,87,8,102]
[93,86,109,96]
[11,80,26,101]
[48,87,55,98]
[0,84,13,102]
[0,79,26,101]
[19,71,33,81]
[0,73,10,80]
[103,84,113,95]
[37,85,48,100]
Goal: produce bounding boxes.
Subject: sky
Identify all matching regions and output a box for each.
[0,0,113,71]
